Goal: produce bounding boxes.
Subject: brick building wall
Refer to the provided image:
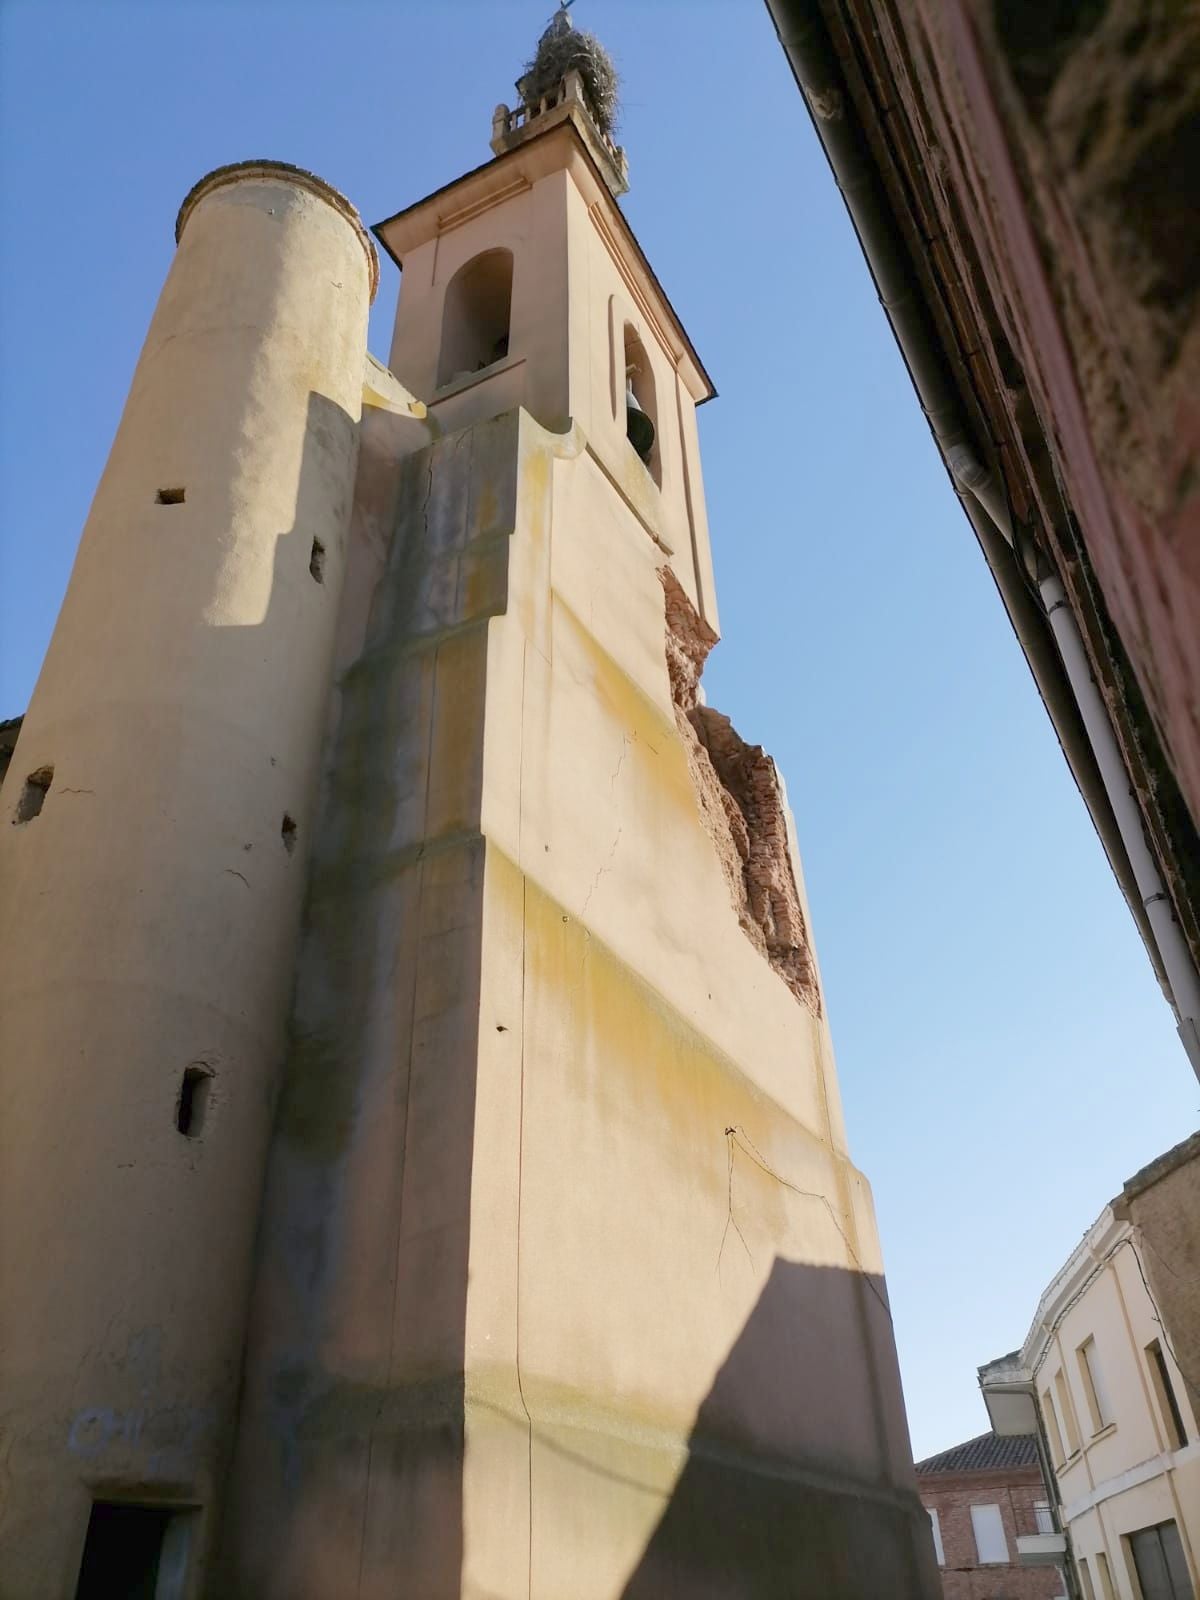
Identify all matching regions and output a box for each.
[905,0,1200,848]
[766,0,1200,1002]
[916,1441,1064,1600]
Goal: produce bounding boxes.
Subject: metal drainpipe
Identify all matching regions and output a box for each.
[1031,1399,1079,1598]
[1041,575,1200,1079]
[949,448,1200,1082]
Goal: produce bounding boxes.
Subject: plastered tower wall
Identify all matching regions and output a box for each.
[218,403,936,1597]
[379,121,719,630]
[216,111,937,1596]
[0,164,374,1595]
[0,80,936,1598]
[468,425,935,1597]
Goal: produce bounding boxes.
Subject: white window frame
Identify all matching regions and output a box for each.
[926,1506,945,1566]
[1042,1385,1066,1465]
[1078,1555,1097,1600]
[1054,1366,1081,1455]
[1095,1549,1116,1600]
[1078,1336,1113,1432]
[971,1501,1009,1565]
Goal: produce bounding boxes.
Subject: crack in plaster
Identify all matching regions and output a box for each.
[580,737,631,922]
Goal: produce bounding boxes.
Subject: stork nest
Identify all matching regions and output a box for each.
[522,14,620,137]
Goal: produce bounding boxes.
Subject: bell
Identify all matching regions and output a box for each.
[626,381,655,464]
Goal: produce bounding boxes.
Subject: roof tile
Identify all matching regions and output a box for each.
[915,1431,1039,1474]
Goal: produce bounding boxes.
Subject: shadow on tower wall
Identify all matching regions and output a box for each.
[213,411,518,1598]
[196,404,936,1599]
[1,374,422,1599]
[619,1258,936,1600]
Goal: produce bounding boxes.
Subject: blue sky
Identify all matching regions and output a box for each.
[2,0,1196,1463]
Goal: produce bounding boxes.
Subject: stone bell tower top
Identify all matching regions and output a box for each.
[490,2,629,197]
[374,4,717,621]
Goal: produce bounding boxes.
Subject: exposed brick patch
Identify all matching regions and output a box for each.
[661,569,819,1013]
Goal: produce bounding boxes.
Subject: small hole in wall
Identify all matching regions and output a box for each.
[14,765,53,823]
[309,538,326,583]
[177,1066,212,1137]
[281,814,298,855]
[156,487,186,506]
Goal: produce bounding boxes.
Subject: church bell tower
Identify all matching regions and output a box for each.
[217,14,938,1595]
[1,10,939,1597]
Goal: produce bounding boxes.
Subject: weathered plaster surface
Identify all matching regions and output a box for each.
[3,114,934,1596]
[0,167,372,1597]
[216,405,935,1596]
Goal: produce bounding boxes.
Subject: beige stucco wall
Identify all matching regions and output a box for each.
[1029,1210,1200,1597]
[380,124,718,631]
[2,120,933,1596]
[0,165,373,1597]
[215,402,935,1596]
[464,420,926,1597]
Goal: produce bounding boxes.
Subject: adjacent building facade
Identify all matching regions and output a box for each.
[0,19,939,1599]
[765,10,1200,1588]
[764,0,1200,1083]
[981,1141,1200,1600]
[916,1431,1066,1600]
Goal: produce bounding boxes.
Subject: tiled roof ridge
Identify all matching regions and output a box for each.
[915,1430,1039,1474]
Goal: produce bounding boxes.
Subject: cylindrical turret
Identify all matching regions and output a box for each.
[0,162,375,1596]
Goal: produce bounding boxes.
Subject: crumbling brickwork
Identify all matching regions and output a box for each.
[662,569,819,1011]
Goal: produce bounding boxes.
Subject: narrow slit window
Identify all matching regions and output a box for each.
[14,765,53,823]
[281,814,298,855]
[176,1066,212,1137]
[155,487,186,505]
[309,538,326,584]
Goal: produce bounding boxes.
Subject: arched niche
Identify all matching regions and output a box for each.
[623,323,661,487]
[437,248,514,389]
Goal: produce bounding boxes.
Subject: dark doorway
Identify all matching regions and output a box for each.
[74,1502,172,1599]
[1129,1521,1193,1600]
